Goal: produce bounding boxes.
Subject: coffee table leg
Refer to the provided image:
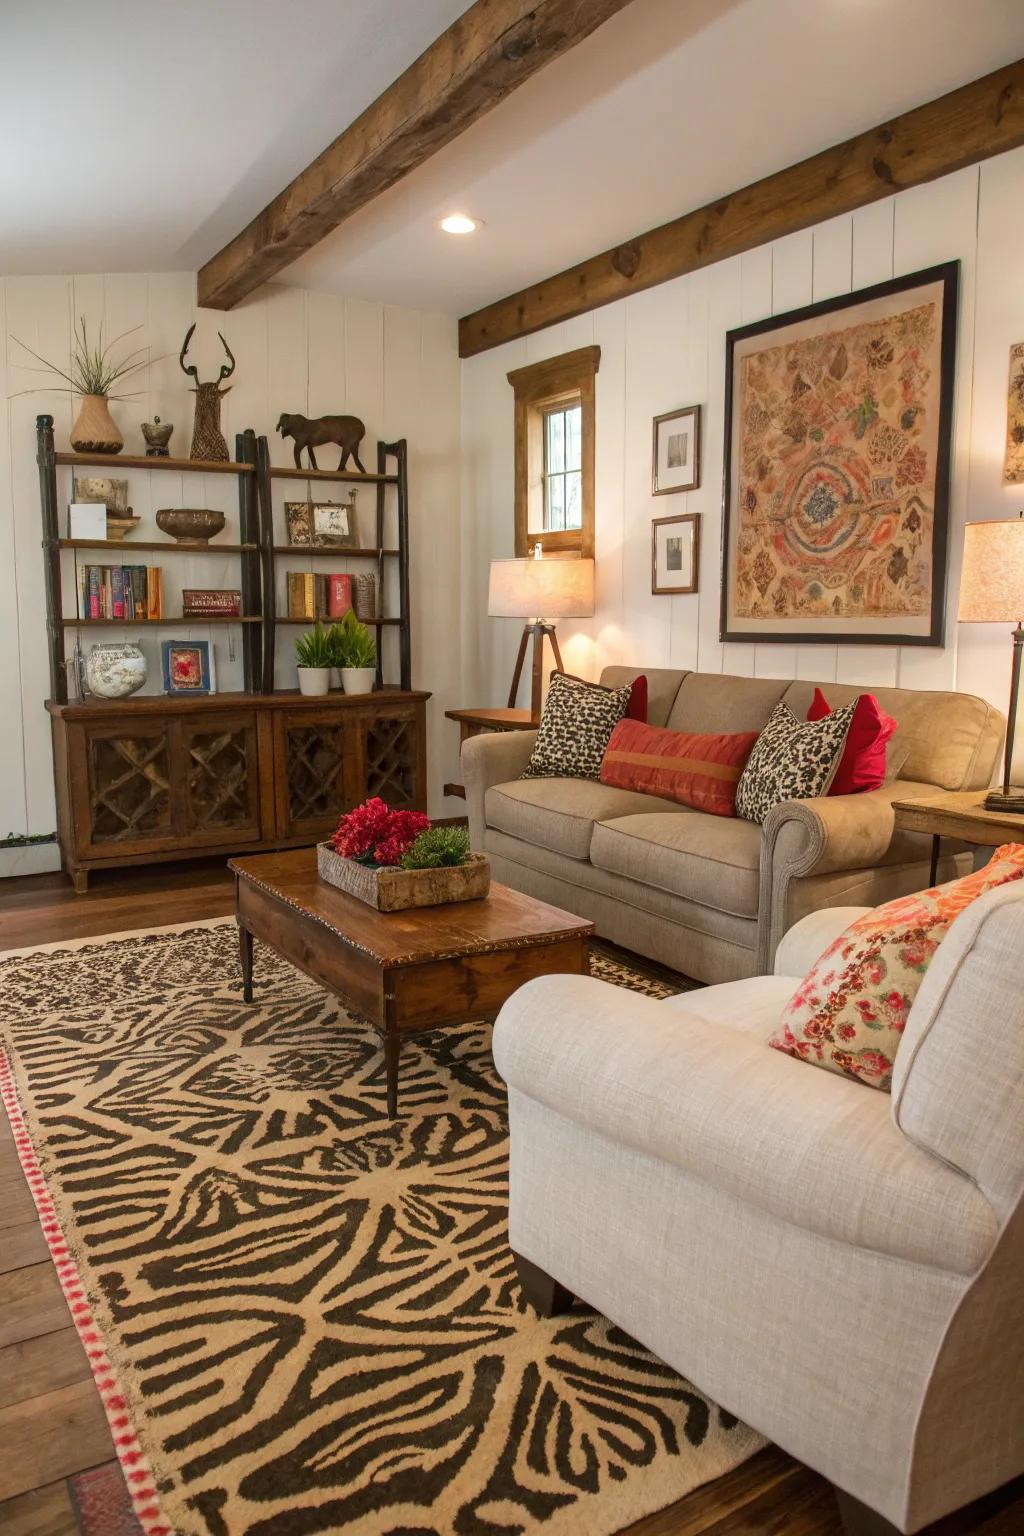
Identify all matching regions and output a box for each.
[384,1032,401,1118]
[929,834,940,887]
[239,923,254,1003]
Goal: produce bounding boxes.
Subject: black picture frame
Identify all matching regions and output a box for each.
[720,260,959,647]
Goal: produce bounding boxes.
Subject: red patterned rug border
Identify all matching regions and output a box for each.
[0,1047,173,1536]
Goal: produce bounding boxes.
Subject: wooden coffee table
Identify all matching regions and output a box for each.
[229,849,593,1116]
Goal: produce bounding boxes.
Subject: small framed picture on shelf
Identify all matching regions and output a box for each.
[285,496,359,547]
[161,640,215,695]
[652,512,701,595]
[652,404,701,494]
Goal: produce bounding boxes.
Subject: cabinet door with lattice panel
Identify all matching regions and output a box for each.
[353,703,427,812]
[272,709,358,842]
[175,711,263,847]
[77,720,176,857]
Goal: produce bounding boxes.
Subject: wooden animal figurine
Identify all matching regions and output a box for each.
[180,324,235,461]
[276,412,367,472]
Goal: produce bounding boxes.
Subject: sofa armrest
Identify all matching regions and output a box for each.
[462,729,538,849]
[757,779,939,972]
[773,906,871,978]
[493,973,993,1273]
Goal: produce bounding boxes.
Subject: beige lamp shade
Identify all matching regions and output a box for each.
[488,556,595,620]
[958,517,1024,623]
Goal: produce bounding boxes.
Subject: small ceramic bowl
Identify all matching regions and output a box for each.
[155,508,226,544]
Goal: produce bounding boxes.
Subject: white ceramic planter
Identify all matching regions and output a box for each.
[341,666,376,695]
[297,666,330,697]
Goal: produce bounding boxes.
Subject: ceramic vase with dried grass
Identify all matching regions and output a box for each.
[70,394,124,455]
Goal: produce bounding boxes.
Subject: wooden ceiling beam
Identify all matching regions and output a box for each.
[197,0,641,311]
[458,57,1024,357]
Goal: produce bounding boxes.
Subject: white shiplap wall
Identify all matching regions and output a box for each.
[461,148,1024,771]
[0,276,463,855]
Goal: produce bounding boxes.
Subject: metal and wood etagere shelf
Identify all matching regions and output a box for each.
[35,415,427,891]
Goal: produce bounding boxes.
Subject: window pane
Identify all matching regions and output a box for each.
[565,470,581,529]
[565,404,582,472]
[546,473,565,530]
[545,409,565,473]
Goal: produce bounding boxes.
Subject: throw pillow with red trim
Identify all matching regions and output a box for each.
[807,688,898,795]
[600,719,758,817]
[770,844,1024,1090]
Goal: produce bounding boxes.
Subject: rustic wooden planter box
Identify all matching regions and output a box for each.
[316,842,491,911]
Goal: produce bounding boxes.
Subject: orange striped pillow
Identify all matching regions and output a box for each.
[599,720,759,817]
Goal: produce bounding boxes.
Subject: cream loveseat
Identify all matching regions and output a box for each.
[493,884,1024,1534]
[464,668,1003,982]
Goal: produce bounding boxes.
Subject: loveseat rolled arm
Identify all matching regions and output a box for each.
[757,780,937,973]
[462,729,538,849]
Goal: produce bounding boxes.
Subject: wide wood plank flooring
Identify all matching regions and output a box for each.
[0,859,1020,1535]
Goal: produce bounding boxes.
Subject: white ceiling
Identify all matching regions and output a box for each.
[0,0,472,272]
[3,0,1024,317]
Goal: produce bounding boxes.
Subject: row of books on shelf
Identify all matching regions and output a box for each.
[287,572,355,621]
[79,565,164,621]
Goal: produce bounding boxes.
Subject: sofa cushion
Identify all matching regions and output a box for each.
[591,812,762,917]
[661,975,796,1038]
[665,672,790,735]
[599,719,759,817]
[521,672,631,781]
[600,666,688,728]
[771,844,1024,1091]
[486,779,690,861]
[782,678,1003,792]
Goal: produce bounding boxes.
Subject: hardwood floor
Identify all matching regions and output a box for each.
[0,859,1020,1536]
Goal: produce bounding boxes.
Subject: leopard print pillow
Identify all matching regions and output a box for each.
[736,701,855,824]
[521,672,632,780]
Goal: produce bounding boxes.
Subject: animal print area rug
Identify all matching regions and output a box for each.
[0,922,763,1536]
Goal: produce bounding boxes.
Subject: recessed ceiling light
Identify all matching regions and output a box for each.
[439,213,482,235]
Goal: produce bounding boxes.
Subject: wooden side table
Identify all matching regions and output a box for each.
[891,791,1024,885]
[444,706,536,799]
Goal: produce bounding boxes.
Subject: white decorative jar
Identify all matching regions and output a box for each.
[85,642,147,699]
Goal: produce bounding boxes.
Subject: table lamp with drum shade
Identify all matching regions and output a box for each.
[958,512,1024,810]
[488,547,595,723]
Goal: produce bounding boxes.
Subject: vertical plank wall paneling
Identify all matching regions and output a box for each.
[461,145,1024,770]
[0,277,462,852]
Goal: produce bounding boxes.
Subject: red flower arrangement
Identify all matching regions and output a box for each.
[332,796,430,867]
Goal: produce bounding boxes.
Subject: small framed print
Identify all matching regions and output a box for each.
[653,405,701,494]
[312,500,358,546]
[285,501,313,545]
[161,640,214,695]
[652,512,701,595]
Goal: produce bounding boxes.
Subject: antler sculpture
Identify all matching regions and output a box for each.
[179,323,236,461]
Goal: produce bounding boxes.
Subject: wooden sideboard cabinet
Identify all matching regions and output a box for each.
[47,690,430,891]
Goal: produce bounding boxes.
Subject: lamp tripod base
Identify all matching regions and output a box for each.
[507,622,563,724]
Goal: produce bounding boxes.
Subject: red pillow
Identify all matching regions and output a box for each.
[807,688,897,796]
[625,674,648,722]
[600,719,758,817]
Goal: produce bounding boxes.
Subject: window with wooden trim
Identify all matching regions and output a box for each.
[507,345,599,557]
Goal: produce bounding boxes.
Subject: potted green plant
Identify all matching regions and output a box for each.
[334,609,377,695]
[295,623,332,696]
[10,318,158,455]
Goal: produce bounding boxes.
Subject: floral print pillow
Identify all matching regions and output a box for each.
[770,845,1024,1090]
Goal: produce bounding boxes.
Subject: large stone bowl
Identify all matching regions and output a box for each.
[155,508,226,545]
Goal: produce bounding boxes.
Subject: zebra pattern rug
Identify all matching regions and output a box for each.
[0,920,763,1536]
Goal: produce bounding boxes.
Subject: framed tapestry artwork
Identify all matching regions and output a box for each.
[652,512,700,594]
[653,405,701,494]
[721,261,958,647]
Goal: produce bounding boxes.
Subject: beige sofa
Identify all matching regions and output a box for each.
[464,668,1003,983]
[493,883,1024,1533]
